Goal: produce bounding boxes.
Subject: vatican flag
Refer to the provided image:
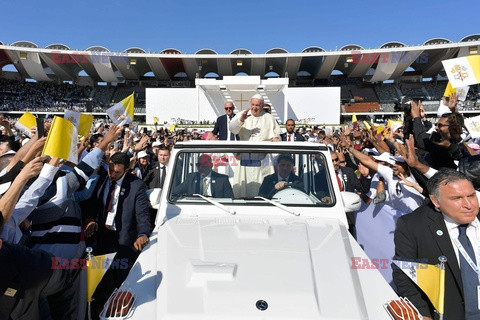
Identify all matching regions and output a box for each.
[442,55,480,88]
[387,119,403,133]
[351,113,358,123]
[362,121,371,131]
[106,93,134,126]
[393,259,445,315]
[14,111,37,137]
[42,116,78,164]
[64,110,94,137]
[78,114,94,137]
[376,125,385,135]
[64,110,80,128]
[443,82,470,101]
[86,252,117,302]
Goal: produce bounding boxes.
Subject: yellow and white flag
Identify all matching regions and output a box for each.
[455,86,470,102]
[14,111,37,137]
[42,116,78,164]
[78,114,94,137]
[64,110,80,128]
[464,115,480,139]
[64,110,94,137]
[106,93,134,126]
[441,55,480,88]
[443,82,469,101]
[393,260,445,315]
[352,113,358,123]
[362,121,371,131]
[86,252,117,302]
[376,125,385,135]
[387,119,403,133]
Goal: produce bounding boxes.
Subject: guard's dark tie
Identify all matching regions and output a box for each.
[458,224,480,319]
[160,165,166,189]
[104,180,116,225]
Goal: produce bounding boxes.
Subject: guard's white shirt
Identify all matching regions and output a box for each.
[103,173,126,231]
[443,215,480,268]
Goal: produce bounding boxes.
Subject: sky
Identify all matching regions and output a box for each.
[0,0,479,54]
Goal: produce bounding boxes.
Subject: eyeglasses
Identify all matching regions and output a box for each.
[435,123,449,128]
[224,107,234,110]
[332,158,339,162]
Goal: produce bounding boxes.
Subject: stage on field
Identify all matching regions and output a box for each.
[146,76,340,124]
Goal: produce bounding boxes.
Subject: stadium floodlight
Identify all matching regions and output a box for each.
[236,60,243,66]
[346,56,353,63]
[469,46,478,55]
[129,58,137,65]
[20,52,28,60]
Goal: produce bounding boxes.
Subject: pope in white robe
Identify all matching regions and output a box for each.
[229,94,281,197]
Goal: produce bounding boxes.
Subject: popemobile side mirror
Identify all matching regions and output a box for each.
[341,191,361,212]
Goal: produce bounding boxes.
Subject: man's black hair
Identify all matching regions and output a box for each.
[0,138,20,152]
[426,168,471,198]
[158,144,170,153]
[90,133,103,146]
[0,154,14,172]
[109,152,130,168]
[277,154,294,165]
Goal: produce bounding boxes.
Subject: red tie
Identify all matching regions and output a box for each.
[336,173,343,191]
[288,134,291,141]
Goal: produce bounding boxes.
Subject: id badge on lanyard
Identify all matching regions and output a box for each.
[453,238,480,309]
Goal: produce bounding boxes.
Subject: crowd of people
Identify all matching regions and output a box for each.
[0,79,96,113]
[0,91,479,319]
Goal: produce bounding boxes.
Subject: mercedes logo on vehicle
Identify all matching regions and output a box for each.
[256,300,268,311]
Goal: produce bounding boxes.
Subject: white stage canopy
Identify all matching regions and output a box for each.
[146,76,340,124]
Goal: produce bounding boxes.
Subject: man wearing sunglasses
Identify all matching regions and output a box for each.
[212,101,239,141]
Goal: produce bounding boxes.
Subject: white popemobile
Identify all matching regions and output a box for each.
[100,141,421,320]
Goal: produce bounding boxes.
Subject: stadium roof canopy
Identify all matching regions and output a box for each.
[1,35,479,83]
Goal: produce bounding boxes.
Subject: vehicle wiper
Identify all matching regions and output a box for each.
[254,196,300,216]
[192,194,236,215]
[233,197,258,200]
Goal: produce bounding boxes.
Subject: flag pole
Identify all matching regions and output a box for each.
[437,256,447,320]
[86,247,93,320]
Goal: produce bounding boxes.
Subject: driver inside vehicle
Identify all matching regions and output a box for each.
[258,154,305,198]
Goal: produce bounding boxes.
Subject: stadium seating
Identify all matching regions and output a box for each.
[0,77,478,122]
